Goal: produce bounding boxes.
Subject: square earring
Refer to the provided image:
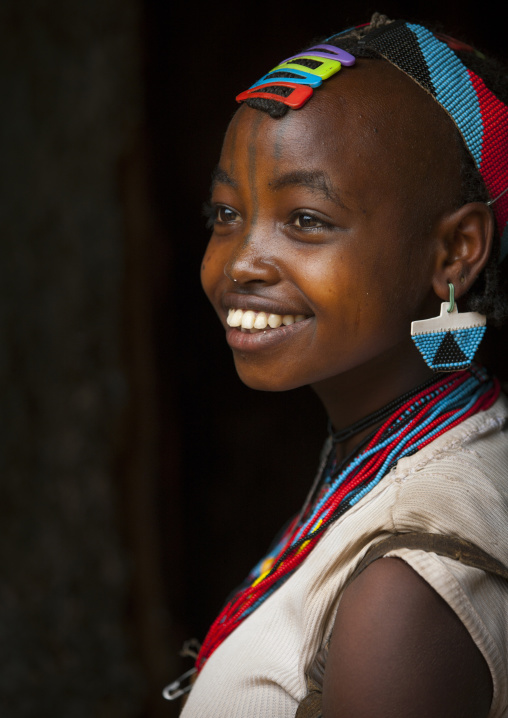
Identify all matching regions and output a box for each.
[411,284,486,371]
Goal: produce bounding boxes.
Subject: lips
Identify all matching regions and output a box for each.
[221,292,313,351]
[225,310,312,353]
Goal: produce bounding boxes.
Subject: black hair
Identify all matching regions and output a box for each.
[245,14,508,325]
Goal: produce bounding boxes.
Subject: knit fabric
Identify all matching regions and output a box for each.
[181,395,508,718]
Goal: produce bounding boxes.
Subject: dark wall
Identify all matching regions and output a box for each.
[0,2,151,716]
[0,2,178,716]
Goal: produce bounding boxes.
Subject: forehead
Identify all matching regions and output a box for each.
[219,59,460,209]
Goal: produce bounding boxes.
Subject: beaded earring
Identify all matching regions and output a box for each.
[411,283,486,371]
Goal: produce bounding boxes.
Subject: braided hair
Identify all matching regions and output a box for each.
[244,14,508,326]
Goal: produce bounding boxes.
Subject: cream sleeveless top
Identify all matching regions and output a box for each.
[181,395,508,718]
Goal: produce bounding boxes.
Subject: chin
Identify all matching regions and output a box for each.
[234,359,307,393]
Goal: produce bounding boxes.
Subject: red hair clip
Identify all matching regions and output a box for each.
[236,82,313,109]
[433,31,485,58]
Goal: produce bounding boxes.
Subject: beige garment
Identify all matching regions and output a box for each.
[181,395,508,718]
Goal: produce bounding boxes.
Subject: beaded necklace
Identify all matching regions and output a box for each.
[196,365,499,672]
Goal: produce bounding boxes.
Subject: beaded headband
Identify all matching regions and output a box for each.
[236,20,508,261]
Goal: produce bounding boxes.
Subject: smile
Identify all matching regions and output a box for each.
[227,308,307,333]
[225,308,312,353]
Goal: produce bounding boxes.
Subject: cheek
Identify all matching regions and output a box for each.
[200,240,224,304]
[301,245,411,346]
[295,249,367,321]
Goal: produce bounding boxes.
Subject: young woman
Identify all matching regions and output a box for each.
[173,14,508,717]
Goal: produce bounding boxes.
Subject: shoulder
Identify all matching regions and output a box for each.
[322,557,492,718]
[390,394,508,560]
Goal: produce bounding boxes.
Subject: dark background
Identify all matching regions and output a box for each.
[1,1,506,716]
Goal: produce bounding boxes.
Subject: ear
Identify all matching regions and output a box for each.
[432,202,494,302]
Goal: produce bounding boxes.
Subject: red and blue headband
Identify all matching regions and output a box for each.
[236,21,508,261]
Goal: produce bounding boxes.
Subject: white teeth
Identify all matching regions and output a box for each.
[227,308,307,329]
[267,313,283,328]
[241,310,255,329]
[228,309,243,327]
[254,312,268,329]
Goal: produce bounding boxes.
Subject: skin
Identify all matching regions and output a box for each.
[201,58,494,715]
[323,557,493,718]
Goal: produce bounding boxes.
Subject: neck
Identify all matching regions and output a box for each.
[311,341,434,462]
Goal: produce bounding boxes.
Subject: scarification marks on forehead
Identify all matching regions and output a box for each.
[271,118,288,163]
[224,111,241,176]
[246,112,264,231]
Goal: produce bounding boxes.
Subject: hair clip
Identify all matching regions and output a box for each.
[486,185,508,206]
[281,44,356,66]
[433,32,486,59]
[236,82,313,109]
[271,56,342,80]
[236,44,356,111]
[249,68,323,90]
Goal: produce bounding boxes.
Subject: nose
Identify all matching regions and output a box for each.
[224,226,280,286]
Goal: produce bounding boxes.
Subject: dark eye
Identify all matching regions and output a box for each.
[216,206,239,223]
[292,213,327,229]
[203,201,240,230]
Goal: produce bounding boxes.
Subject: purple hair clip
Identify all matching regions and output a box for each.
[280,44,356,66]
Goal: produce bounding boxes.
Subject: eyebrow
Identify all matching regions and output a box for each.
[269,170,347,209]
[210,166,238,191]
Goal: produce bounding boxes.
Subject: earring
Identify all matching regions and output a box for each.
[411,283,486,371]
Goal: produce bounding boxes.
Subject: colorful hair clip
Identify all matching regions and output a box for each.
[235,82,313,109]
[281,44,356,66]
[236,43,356,112]
[249,68,323,89]
[433,32,485,58]
[271,56,342,80]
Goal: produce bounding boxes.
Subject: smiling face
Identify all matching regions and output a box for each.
[201,59,463,395]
